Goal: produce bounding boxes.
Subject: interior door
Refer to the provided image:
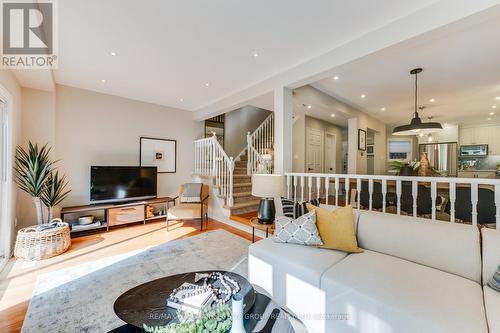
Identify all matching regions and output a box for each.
[306,128,324,173]
[325,133,336,173]
[0,100,8,271]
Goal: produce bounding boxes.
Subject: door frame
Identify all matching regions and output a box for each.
[305,127,324,173]
[324,131,337,173]
[0,84,13,272]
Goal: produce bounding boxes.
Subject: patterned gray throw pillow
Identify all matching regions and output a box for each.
[274,211,323,246]
[488,265,500,292]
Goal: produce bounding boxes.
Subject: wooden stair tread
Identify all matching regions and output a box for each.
[225,199,260,209]
[233,182,252,187]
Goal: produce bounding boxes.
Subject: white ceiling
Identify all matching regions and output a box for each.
[52,0,440,111]
[312,11,500,126]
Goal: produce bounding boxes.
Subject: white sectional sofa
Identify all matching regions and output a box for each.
[248,205,500,333]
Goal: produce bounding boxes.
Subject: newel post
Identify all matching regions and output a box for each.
[228,156,234,206]
[246,131,252,175]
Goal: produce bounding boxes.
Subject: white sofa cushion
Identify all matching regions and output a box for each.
[484,285,500,333]
[321,250,488,333]
[357,210,482,283]
[482,227,500,285]
[248,237,347,333]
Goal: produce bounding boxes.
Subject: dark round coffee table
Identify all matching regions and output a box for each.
[113,271,255,329]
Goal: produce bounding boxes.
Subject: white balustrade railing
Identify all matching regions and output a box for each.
[245,113,274,175]
[194,134,234,206]
[285,172,500,229]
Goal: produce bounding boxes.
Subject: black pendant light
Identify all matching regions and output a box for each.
[392,68,443,136]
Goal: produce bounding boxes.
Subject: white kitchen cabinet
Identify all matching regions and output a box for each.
[488,125,500,155]
[459,127,474,145]
[460,125,498,147]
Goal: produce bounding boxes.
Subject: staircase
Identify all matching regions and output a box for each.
[193,113,274,217]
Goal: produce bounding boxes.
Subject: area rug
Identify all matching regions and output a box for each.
[21,229,250,333]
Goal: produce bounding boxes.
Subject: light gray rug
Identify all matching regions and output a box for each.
[21,229,250,333]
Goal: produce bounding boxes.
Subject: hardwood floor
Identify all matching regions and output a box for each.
[0,218,253,333]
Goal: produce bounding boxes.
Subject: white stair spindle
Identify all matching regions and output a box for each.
[325,177,330,205]
[356,178,361,210]
[294,175,298,201]
[449,182,456,223]
[396,180,402,215]
[471,183,478,226]
[301,176,305,202]
[335,177,339,206]
[368,179,373,211]
[286,175,291,200]
[431,181,437,220]
[308,176,313,201]
[345,177,350,206]
[382,179,387,213]
[412,181,418,217]
[495,184,500,229]
[316,177,321,199]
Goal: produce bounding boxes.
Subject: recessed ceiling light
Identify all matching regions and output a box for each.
[110,51,117,56]
[496,96,500,100]
[490,112,495,116]
[333,76,339,81]
[330,113,335,117]
[419,133,424,137]
[180,98,184,102]
[252,52,260,57]
[361,94,366,99]
[101,79,107,83]
[307,105,312,109]
[488,117,492,121]
[204,83,210,87]
[492,105,497,109]
[380,107,386,111]
[429,98,435,102]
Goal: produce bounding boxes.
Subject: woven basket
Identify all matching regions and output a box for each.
[14,219,71,261]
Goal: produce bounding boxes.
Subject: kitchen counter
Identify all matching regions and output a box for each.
[457,170,499,179]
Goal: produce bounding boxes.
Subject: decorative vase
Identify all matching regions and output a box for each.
[399,165,414,176]
[418,152,431,177]
[229,293,245,333]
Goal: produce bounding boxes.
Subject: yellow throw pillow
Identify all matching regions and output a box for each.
[305,203,363,253]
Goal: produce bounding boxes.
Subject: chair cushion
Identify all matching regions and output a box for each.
[167,204,201,220]
[306,204,362,253]
[357,210,482,283]
[321,250,488,333]
[179,183,202,203]
[484,285,500,333]
[248,237,347,332]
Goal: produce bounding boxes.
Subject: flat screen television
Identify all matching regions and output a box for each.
[90,166,157,204]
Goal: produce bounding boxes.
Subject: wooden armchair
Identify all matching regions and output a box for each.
[167,183,209,231]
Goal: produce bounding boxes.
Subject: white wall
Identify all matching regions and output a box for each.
[18,88,57,228]
[348,113,387,175]
[224,106,271,158]
[0,70,22,253]
[54,85,203,208]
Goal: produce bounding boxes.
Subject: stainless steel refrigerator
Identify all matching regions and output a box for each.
[418,142,458,177]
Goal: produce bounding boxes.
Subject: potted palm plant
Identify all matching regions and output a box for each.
[14,142,53,224]
[41,171,71,222]
[13,141,72,260]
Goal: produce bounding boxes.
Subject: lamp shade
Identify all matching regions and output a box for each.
[251,174,283,198]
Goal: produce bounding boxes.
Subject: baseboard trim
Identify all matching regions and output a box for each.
[209,213,266,239]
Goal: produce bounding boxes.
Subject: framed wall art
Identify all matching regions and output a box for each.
[140,137,177,173]
[358,129,367,151]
